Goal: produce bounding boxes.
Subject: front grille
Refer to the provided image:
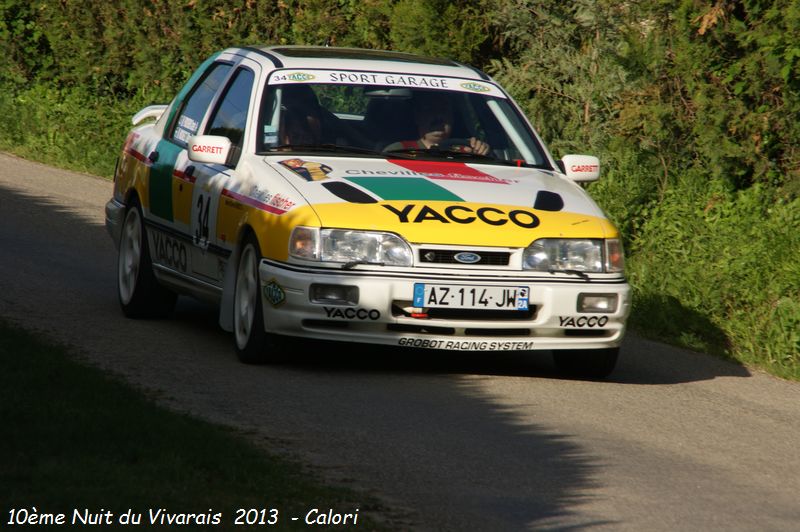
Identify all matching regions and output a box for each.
[563,329,608,337]
[426,308,536,321]
[465,328,531,336]
[419,249,510,266]
[387,324,456,335]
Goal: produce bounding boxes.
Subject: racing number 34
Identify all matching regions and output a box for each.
[194,194,210,246]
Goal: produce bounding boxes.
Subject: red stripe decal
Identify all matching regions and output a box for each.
[124,147,149,164]
[172,169,196,184]
[222,189,289,215]
[387,159,509,185]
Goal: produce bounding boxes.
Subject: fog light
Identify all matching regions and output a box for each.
[310,284,359,305]
[578,293,618,313]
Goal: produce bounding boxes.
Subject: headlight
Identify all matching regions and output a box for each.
[289,227,413,267]
[523,238,604,272]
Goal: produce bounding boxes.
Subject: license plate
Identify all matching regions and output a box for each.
[413,284,529,310]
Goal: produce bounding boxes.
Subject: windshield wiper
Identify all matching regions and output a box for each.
[265,144,382,156]
[383,146,498,162]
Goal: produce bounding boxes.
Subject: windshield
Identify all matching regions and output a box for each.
[256,70,551,168]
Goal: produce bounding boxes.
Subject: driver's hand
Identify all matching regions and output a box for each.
[469,137,490,155]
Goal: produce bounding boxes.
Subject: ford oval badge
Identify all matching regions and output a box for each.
[454,252,481,264]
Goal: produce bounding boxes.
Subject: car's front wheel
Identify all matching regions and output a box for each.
[233,234,275,363]
[117,201,177,318]
[552,347,619,379]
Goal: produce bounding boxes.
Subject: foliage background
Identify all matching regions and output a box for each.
[1,0,797,377]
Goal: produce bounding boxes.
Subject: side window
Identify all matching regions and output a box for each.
[171,62,232,146]
[206,68,255,153]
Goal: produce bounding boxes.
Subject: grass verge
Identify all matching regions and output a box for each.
[0,319,387,529]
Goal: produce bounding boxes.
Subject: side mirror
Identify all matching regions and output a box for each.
[187,135,232,165]
[560,155,600,182]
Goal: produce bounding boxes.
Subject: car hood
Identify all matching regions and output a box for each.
[265,156,618,247]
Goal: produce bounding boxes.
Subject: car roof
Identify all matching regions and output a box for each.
[237,45,490,80]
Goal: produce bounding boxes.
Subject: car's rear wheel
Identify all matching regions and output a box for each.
[552,347,619,379]
[233,234,275,363]
[117,201,177,318]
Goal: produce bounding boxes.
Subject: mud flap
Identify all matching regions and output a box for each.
[218,244,240,332]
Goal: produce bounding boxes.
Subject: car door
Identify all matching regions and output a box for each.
[183,63,258,284]
[144,60,233,281]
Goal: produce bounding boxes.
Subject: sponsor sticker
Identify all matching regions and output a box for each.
[559,316,609,328]
[263,279,286,307]
[152,231,188,273]
[221,188,296,215]
[387,159,512,185]
[324,307,381,320]
[263,125,278,146]
[397,338,534,351]
[279,159,332,182]
[460,81,491,93]
[382,204,540,228]
[268,69,507,98]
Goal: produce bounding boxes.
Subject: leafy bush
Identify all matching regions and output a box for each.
[626,180,800,377]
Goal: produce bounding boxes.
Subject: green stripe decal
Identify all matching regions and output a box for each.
[346,177,462,201]
[148,139,183,221]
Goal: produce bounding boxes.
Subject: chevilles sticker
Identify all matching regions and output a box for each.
[268,69,506,98]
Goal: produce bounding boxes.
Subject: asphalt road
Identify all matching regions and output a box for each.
[2,151,799,531]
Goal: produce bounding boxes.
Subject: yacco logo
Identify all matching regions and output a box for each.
[152,231,187,272]
[324,307,381,320]
[264,279,286,307]
[460,82,491,93]
[288,72,316,82]
[382,204,540,229]
[559,316,609,328]
[453,252,481,264]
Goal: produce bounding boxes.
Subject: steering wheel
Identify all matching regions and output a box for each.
[434,138,473,152]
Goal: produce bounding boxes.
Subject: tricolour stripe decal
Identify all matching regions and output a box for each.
[345,176,462,201]
[388,159,510,185]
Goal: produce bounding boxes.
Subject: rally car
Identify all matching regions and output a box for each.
[105,46,630,377]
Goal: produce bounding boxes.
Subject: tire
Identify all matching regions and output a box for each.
[233,234,276,364]
[117,201,177,318]
[552,347,619,379]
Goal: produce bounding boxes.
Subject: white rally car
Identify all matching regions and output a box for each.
[106,46,630,377]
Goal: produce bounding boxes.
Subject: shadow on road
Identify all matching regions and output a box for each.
[168,294,752,387]
[0,178,752,530]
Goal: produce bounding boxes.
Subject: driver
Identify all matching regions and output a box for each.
[279,103,321,146]
[385,92,490,155]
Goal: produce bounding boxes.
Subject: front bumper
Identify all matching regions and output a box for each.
[259,259,631,352]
